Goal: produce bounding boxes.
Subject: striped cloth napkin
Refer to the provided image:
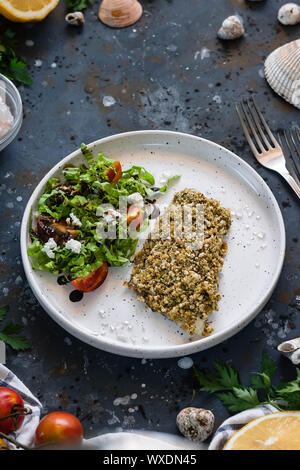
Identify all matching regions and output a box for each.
[208,404,277,450]
[0,364,42,448]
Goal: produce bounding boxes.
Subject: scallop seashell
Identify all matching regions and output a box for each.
[98,0,143,28]
[264,39,300,110]
[176,407,214,442]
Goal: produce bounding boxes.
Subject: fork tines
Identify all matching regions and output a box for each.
[278,129,300,182]
[235,97,279,157]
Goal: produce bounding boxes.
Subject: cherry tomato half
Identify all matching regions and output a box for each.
[0,387,25,434]
[35,412,83,448]
[127,205,143,230]
[71,262,108,293]
[105,161,122,183]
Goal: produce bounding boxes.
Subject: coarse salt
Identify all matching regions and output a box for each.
[0,96,14,139]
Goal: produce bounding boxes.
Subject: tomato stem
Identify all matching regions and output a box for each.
[0,407,32,424]
[0,431,31,450]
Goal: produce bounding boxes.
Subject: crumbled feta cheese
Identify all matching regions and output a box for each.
[65,239,82,254]
[70,212,82,227]
[42,238,57,259]
[127,192,144,208]
[66,217,71,224]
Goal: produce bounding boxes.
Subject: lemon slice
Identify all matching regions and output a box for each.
[223,411,300,450]
[0,0,60,22]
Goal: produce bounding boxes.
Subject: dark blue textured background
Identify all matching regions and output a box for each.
[0,0,299,438]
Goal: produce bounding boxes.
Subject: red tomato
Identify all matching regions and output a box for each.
[127,205,143,230]
[0,387,25,434]
[35,412,83,448]
[71,262,108,292]
[105,161,122,183]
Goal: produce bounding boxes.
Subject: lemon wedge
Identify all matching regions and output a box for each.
[0,0,60,22]
[223,411,300,450]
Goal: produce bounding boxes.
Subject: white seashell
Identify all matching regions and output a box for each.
[264,39,300,109]
[278,337,300,365]
[217,15,244,40]
[176,407,214,442]
[278,3,300,25]
[65,11,85,26]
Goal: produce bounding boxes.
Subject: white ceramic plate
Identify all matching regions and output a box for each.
[21,131,285,358]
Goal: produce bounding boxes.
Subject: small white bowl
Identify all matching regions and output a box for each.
[0,74,23,151]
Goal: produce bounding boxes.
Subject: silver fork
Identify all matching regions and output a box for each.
[236,98,300,199]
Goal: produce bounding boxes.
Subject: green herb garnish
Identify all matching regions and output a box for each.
[0,305,31,351]
[0,29,31,85]
[194,351,300,412]
[66,0,94,12]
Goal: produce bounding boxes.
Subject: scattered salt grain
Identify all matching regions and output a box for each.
[178,357,194,369]
[103,96,116,107]
[25,40,34,47]
[3,287,9,296]
[167,44,178,52]
[113,395,131,406]
[34,59,42,67]
[15,275,23,285]
[212,95,222,104]
[200,47,210,60]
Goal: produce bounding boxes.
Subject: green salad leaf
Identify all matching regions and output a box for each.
[28,143,180,281]
[159,175,181,192]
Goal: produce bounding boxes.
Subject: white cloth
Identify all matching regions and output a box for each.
[0,364,42,448]
[83,431,205,450]
[209,404,277,450]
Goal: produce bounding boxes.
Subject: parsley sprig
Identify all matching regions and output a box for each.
[66,0,94,12]
[194,351,300,412]
[0,29,32,85]
[0,305,31,351]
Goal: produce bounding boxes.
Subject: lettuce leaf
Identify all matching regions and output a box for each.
[28,143,179,280]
